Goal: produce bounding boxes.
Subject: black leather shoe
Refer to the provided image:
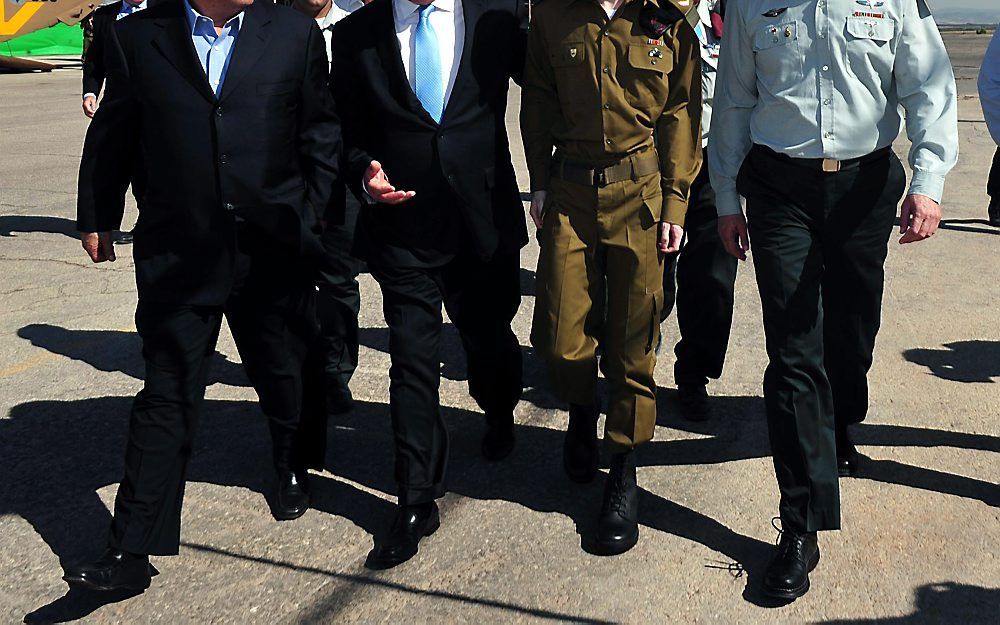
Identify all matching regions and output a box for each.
[564,403,599,483]
[272,469,310,521]
[113,230,134,245]
[326,384,355,415]
[63,549,157,592]
[762,524,820,601]
[594,451,639,556]
[481,419,515,462]
[836,426,860,478]
[365,502,440,570]
[677,384,710,422]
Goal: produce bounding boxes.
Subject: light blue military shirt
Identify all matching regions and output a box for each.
[709,0,959,217]
[183,0,244,97]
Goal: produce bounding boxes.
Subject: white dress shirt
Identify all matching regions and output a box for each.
[696,0,721,148]
[392,0,465,110]
[979,30,1000,146]
[316,0,366,69]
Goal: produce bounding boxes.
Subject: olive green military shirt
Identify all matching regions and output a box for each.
[520,0,703,225]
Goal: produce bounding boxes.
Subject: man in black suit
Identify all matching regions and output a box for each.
[64,0,339,591]
[331,0,527,569]
[81,0,153,119]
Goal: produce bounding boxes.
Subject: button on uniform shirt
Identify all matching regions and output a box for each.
[979,29,1000,145]
[709,0,959,217]
[183,0,244,96]
[393,0,465,110]
[316,0,366,69]
[520,0,703,224]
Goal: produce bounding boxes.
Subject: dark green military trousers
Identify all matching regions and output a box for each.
[738,145,906,532]
[532,165,664,453]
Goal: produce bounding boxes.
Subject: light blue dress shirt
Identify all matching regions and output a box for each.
[709,0,960,217]
[117,0,147,21]
[182,0,244,96]
[979,30,1000,146]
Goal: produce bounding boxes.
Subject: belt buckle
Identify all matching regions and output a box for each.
[593,169,608,187]
[822,158,841,173]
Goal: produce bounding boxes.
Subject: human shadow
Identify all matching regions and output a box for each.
[321,399,773,603]
[0,215,79,239]
[7,396,391,621]
[821,582,1000,624]
[648,388,999,507]
[902,341,1000,383]
[17,324,251,388]
[938,219,1000,236]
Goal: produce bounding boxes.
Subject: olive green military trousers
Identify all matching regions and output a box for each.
[532,171,664,452]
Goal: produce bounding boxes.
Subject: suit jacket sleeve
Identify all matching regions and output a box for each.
[77,22,136,233]
[508,0,529,85]
[297,23,341,228]
[330,22,374,199]
[82,12,107,97]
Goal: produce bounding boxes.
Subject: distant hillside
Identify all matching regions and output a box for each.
[934,8,1000,25]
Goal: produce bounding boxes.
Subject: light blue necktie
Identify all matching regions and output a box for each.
[413,5,445,123]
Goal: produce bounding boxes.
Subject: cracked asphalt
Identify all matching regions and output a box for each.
[0,32,997,624]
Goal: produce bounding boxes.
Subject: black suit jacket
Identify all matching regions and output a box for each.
[82,2,121,97]
[330,0,528,268]
[77,0,340,306]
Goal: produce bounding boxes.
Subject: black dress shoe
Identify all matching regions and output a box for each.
[762,524,820,601]
[594,451,639,556]
[836,425,860,478]
[272,469,310,521]
[365,502,440,570]
[113,230,134,245]
[564,402,599,483]
[326,384,355,415]
[63,548,157,592]
[481,419,515,462]
[677,384,710,422]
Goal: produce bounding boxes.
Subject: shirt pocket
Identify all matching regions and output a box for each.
[751,21,803,94]
[549,41,592,115]
[623,44,672,115]
[845,16,895,43]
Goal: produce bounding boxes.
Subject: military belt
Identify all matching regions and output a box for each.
[551,150,661,188]
[752,144,892,173]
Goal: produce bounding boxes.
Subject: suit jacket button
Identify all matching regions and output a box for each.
[220,154,229,164]
[223,203,235,212]
[216,107,224,117]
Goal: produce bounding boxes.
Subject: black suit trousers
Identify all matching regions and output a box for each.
[369,250,523,506]
[661,150,738,387]
[109,237,318,555]
[316,192,363,394]
[738,145,906,533]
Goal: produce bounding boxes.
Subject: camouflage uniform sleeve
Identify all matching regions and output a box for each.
[519,11,560,193]
[655,18,703,225]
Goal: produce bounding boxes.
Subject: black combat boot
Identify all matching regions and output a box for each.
[594,450,639,555]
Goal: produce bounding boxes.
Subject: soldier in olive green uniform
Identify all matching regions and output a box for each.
[521,0,702,555]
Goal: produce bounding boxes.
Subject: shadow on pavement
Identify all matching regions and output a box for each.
[184,542,614,624]
[17,324,251,387]
[821,582,1000,624]
[0,215,79,239]
[902,340,1000,383]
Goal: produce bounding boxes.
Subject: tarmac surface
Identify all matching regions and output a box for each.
[0,31,998,625]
